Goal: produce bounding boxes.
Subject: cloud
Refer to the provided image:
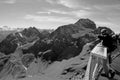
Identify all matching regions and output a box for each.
[46,0,120,10]
[37,9,69,15]
[24,14,76,23]
[3,0,16,4]
[45,0,90,9]
[48,9,68,14]
[37,9,91,18]
[94,4,120,11]
[45,0,57,4]
[57,0,80,9]
[84,0,120,5]
[71,10,91,18]
[37,11,51,14]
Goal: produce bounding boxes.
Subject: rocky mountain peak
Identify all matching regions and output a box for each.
[75,18,96,30]
[21,27,40,38]
[50,19,97,42]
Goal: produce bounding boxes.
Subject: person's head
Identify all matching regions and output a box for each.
[101,29,108,35]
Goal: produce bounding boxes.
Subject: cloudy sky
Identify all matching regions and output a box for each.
[0,0,120,32]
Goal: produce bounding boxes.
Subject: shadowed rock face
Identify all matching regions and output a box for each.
[0,34,18,55]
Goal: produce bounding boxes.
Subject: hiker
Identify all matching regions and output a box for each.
[98,29,117,78]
